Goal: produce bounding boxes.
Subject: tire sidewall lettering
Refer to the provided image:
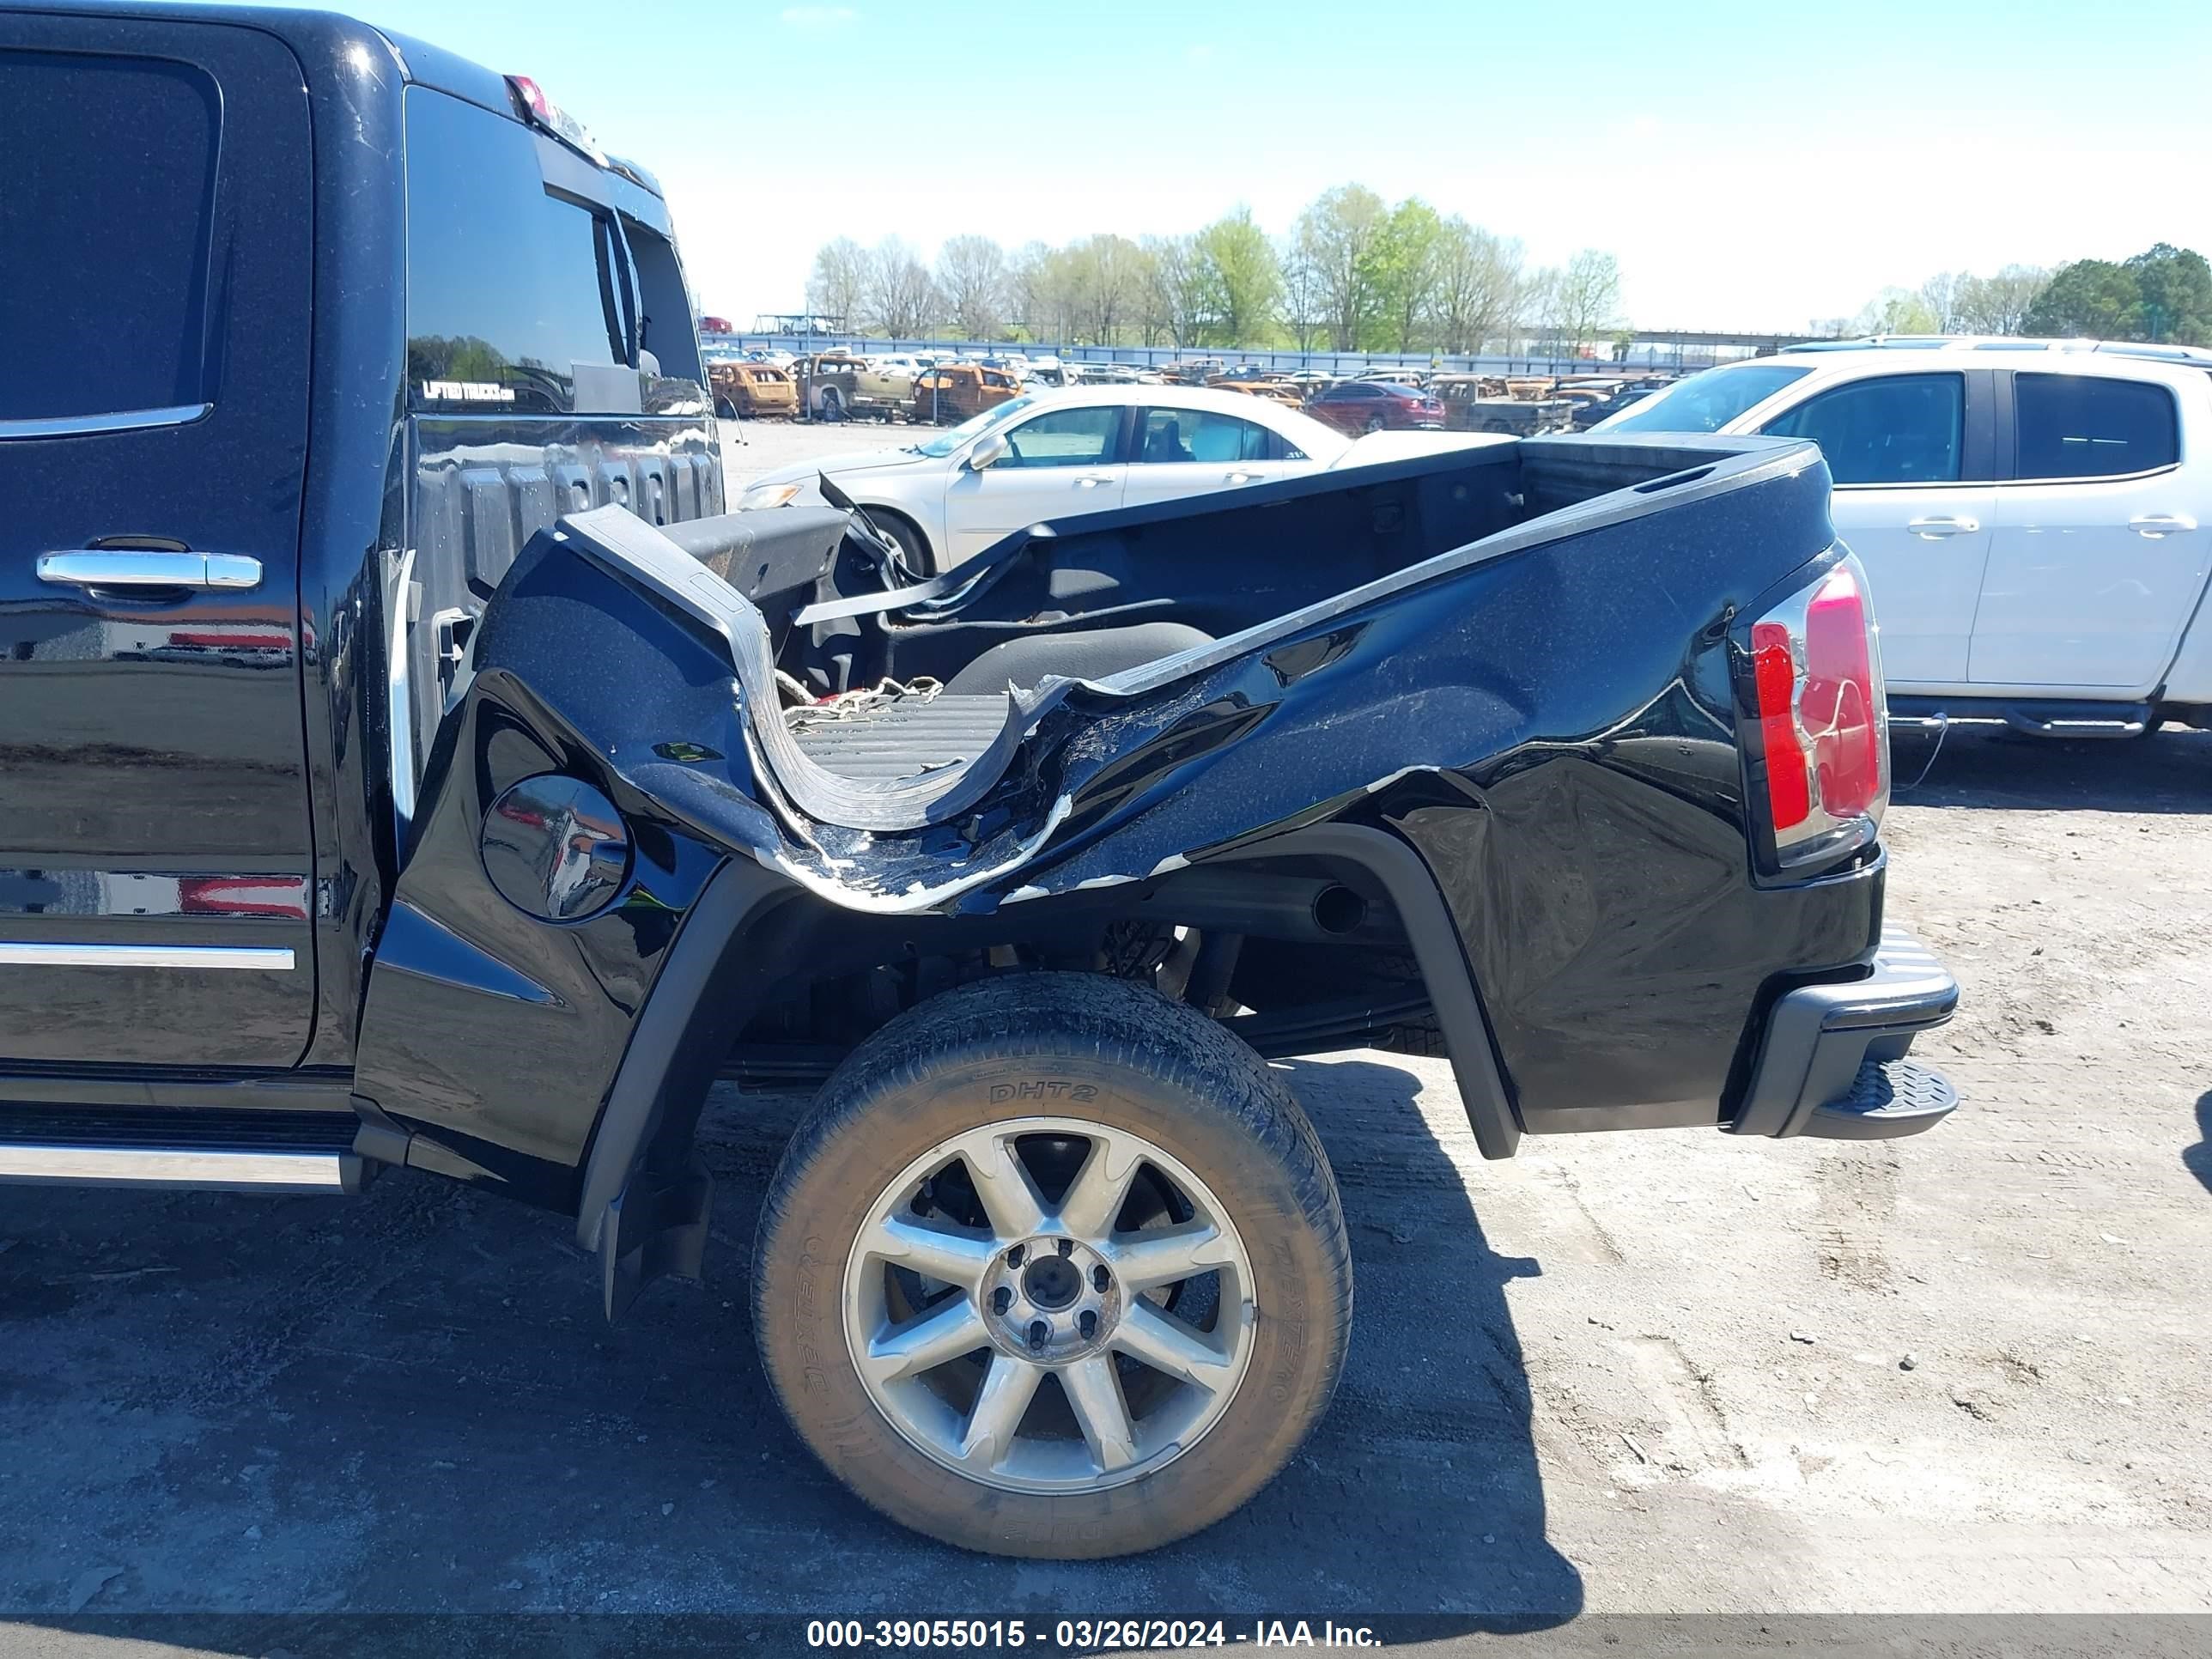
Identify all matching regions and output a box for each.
[986,1079,1099,1105]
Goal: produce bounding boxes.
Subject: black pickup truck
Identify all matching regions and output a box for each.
[2,2,1959,1561]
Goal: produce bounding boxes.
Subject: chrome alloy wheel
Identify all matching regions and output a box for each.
[842,1116,1256,1495]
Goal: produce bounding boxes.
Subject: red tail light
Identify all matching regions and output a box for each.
[1748,556,1888,869]
[1751,620,1809,828]
[1804,566,1883,817]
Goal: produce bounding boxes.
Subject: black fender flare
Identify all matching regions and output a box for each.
[574,854,799,1319]
[577,820,1522,1320]
[1223,821,1521,1160]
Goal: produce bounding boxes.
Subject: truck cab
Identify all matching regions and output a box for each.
[0,3,719,1105]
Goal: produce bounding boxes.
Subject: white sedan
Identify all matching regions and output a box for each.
[735,386,1376,571]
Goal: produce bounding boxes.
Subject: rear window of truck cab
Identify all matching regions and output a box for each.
[403,88,697,415]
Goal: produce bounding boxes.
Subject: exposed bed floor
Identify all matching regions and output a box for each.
[785,693,1014,782]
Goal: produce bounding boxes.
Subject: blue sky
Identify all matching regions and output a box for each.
[319,0,2210,331]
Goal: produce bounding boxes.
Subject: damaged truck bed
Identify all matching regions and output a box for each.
[365,433,1956,1233]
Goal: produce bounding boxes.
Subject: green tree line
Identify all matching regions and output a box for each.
[1842,245,2212,347]
[803,186,1625,356]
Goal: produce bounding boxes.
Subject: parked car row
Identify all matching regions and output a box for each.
[708,325,2212,739]
[700,331,1680,430]
[731,383,1505,571]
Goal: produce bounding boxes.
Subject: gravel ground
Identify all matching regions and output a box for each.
[718,413,919,489]
[2,599,2209,1639]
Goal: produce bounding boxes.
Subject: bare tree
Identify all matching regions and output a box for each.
[1521,265,1562,356]
[1548,250,1622,357]
[1012,243,1083,345]
[1006,241,1053,339]
[1295,184,1388,350]
[1278,234,1328,355]
[1066,234,1146,345]
[934,234,1008,341]
[1954,264,2051,334]
[1918,270,1965,333]
[865,236,937,337]
[805,236,869,330]
[1143,234,1210,347]
[1850,286,1941,336]
[1431,219,1522,354]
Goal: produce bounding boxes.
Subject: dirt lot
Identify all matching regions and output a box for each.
[719,410,921,488]
[2,457,2209,1641]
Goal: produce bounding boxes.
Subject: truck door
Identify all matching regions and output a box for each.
[1757,369,1996,689]
[1971,370,2209,690]
[0,15,317,1066]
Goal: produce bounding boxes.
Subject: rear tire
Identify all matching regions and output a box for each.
[868,509,934,577]
[1364,415,1385,434]
[753,972,1352,1559]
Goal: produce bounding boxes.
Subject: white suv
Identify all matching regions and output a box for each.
[1597,339,2212,734]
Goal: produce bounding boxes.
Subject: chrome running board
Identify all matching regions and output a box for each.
[0,1141,363,1194]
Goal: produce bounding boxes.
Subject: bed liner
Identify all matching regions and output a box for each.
[787,694,1016,782]
[552,434,1817,836]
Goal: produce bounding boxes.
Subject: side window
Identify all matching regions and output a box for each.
[999,405,1121,468]
[404,88,635,415]
[0,49,219,422]
[622,216,701,383]
[1760,374,1964,486]
[2014,374,2179,480]
[1137,409,1268,464]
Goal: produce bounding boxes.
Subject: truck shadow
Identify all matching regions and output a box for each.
[1264,1056,1585,1624]
[2186,1090,2212,1195]
[0,1055,1579,1639]
[1890,724,2212,813]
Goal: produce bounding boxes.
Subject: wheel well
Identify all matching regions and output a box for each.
[860,503,934,571]
[586,826,1518,1317]
[717,825,1517,1152]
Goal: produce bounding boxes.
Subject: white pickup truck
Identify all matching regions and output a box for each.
[1598,339,2212,736]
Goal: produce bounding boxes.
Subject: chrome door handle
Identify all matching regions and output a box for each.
[1225,470,1257,483]
[35,550,262,591]
[1905,516,1978,538]
[1076,474,1114,488]
[2130,513,2197,538]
